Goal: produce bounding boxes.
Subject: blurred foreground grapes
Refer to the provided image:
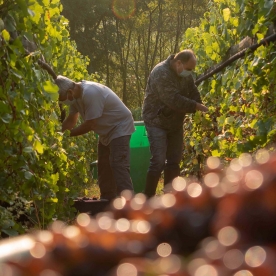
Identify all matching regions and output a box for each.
[1,149,276,276]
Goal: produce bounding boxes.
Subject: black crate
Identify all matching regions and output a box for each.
[73,199,110,216]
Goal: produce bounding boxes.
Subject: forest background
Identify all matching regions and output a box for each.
[0,0,275,237]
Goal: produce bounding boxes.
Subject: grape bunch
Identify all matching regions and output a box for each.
[0,149,276,276]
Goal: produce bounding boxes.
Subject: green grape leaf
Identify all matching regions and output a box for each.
[43,80,59,93]
[24,171,33,180]
[1,229,18,237]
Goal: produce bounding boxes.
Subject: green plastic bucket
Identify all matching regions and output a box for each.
[130,121,150,193]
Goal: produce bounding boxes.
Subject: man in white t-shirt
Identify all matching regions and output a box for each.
[55,75,135,200]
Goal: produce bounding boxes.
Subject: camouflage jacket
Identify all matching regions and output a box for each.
[142,55,203,131]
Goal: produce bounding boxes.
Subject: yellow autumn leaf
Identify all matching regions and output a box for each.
[34,140,44,154]
[2,29,10,41]
[223,8,231,22]
[51,173,59,185]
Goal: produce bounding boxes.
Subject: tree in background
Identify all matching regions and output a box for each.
[60,0,208,109]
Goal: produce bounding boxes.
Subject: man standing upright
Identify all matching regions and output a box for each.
[55,76,135,200]
[142,49,208,198]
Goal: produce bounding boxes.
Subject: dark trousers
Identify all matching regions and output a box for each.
[98,135,133,200]
[143,126,183,197]
[146,126,183,176]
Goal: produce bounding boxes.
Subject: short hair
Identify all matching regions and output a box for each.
[55,75,75,98]
[174,50,196,63]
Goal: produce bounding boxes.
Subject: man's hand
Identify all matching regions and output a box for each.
[70,119,96,137]
[196,103,208,112]
[62,113,79,132]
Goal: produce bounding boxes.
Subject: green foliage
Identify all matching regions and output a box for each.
[181,0,276,178]
[1,0,275,236]
[0,0,97,237]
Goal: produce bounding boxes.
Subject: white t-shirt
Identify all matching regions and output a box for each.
[69,81,135,146]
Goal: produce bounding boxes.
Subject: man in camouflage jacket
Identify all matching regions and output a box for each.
[142,49,208,198]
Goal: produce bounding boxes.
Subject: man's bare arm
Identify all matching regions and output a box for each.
[70,119,96,137]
